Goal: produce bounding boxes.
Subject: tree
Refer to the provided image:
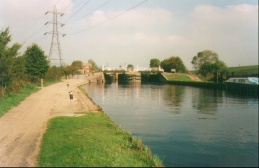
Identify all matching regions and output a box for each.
[191,50,227,79]
[45,66,65,82]
[62,66,70,79]
[66,65,80,76]
[191,50,218,70]
[88,59,99,71]
[10,55,28,91]
[150,58,160,67]
[0,28,23,95]
[25,44,49,83]
[127,64,134,68]
[161,56,187,73]
[71,60,83,70]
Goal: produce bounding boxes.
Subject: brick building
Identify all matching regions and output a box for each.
[78,63,92,74]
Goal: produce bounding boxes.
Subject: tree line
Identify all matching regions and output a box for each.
[1,27,229,97]
[0,28,98,98]
[149,50,228,82]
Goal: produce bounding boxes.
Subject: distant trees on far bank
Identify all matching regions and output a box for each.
[149,56,187,73]
[150,58,160,67]
[191,50,228,81]
[161,56,187,73]
[149,50,228,82]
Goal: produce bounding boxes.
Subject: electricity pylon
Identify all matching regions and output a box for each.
[44,6,65,67]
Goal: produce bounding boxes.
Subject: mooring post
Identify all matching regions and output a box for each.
[69,91,73,100]
[41,78,43,87]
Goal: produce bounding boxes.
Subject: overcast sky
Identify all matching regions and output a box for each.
[0,0,258,69]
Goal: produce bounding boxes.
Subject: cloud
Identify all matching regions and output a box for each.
[71,3,258,68]
[66,7,178,67]
[77,7,174,35]
[0,0,70,25]
[191,4,257,27]
[0,1,257,69]
[178,3,258,67]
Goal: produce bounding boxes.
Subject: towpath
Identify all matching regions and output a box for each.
[0,79,100,167]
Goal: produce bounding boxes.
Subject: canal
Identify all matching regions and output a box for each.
[81,82,258,167]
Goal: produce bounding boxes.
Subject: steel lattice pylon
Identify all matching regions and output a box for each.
[45,6,65,67]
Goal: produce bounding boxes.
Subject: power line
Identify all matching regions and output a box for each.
[23,26,46,43]
[34,34,48,44]
[61,0,74,12]
[18,12,49,43]
[72,0,86,9]
[70,0,149,35]
[45,6,65,67]
[10,2,66,55]
[64,0,91,22]
[14,0,149,61]
[19,1,74,52]
[62,0,85,14]
[20,5,60,44]
[67,0,112,24]
[19,0,109,44]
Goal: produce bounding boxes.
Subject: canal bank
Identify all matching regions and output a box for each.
[116,72,258,95]
[81,82,259,167]
[166,79,258,96]
[160,73,258,96]
[0,79,101,166]
[38,112,163,167]
[0,79,163,167]
[103,70,258,96]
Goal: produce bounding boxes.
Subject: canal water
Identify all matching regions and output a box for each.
[81,82,258,167]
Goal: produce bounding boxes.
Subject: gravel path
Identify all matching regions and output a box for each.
[0,79,100,167]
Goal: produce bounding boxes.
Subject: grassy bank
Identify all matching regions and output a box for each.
[190,65,259,78]
[38,112,163,167]
[163,73,193,81]
[0,84,39,116]
[228,65,258,77]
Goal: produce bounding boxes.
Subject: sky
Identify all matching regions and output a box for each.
[0,0,258,69]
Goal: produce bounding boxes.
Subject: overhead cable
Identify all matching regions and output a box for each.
[67,0,112,24]
[65,0,91,22]
[70,0,149,35]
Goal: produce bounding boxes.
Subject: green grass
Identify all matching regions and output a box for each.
[228,65,258,76]
[189,65,258,77]
[78,86,88,95]
[38,112,163,167]
[164,73,193,81]
[0,84,39,116]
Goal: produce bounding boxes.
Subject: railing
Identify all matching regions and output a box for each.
[102,66,164,72]
[102,67,126,71]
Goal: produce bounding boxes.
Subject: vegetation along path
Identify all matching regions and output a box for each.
[0,79,100,167]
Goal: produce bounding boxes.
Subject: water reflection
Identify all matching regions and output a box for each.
[191,88,224,115]
[82,82,258,167]
[163,85,185,107]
